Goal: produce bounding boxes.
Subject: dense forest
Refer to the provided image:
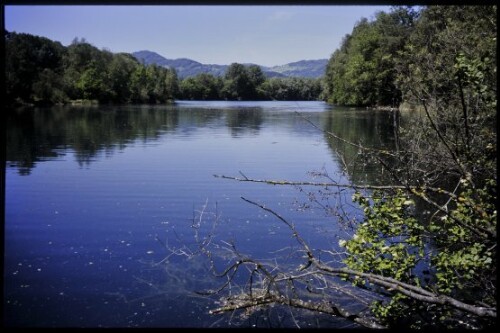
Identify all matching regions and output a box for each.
[322,6,496,109]
[180,69,321,101]
[324,5,496,328]
[322,6,416,107]
[5,34,179,105]
[4,31,322,105]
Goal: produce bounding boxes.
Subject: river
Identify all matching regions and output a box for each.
[4,101,397,327]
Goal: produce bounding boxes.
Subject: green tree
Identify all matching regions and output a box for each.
[323,7,417,107]
[246,65,266,99]
[222,63,252,100]
[164,68,180,101]
[75,60,110,101]
[180,73,222,100]
[108,53,139,103]
[259,77,322,101]
[31,69,67,104]
[6,31,179,105]
[5,31,67,105]
[145,64,165,103]
[130,65,148,103]
[63,40,110,101]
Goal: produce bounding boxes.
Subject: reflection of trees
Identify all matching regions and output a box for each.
[7,104,396,178]
[6,105,181,174]
[6,104,264,175]
[6,107,60,174]
[176,107,225,129]
[225,108,263,138]
[322,107,397,185]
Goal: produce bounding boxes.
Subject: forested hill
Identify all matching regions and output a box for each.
[132,50,327,79]
[4,31,323,105]
[6,6,496,110]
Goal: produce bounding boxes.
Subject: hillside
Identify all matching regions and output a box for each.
[132,50,326,79]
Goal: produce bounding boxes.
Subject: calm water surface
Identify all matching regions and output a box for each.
[4,101,396,327]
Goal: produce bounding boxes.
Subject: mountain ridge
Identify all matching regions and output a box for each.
[132,50,327,79]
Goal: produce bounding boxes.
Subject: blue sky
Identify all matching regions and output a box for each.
[5,5,391,67]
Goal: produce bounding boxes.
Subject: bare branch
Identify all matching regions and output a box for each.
[209,291,386,329]
[242,197,497,319]
[420,98,473,185]
[215,174,495,239]
[409,188,495,239]
[316,265,497,318]
[214,174,458,198]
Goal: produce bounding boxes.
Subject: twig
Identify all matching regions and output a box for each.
[240,197,497,319]
[214,174,458,198]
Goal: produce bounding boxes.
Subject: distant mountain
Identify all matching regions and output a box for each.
[132,50,225,77]
[267,59,328,78]
[132,50,326,79]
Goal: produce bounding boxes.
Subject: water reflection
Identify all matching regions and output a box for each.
[226,108,263,138]
[7,103,396,180]
[322,107,397,185]
[6,105,180,172]
[4,101,399,328]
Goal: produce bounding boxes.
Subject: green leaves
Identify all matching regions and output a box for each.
[6,31,67,104]
[180,73,223,100]
[178,65,322,101]
[343,176,496,326]
[429,180,496,295]
[344,190,424,281]
[5,31,180,105]
[454,52,496,108]
[222,63,264,100]
[324,7,415,106]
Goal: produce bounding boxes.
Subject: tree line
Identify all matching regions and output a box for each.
[322,5,496,110]
[4,31,322,106]
[180,67,322,101]
[6,4,495,111]
[322,6,418,107]
[5,33,179,105]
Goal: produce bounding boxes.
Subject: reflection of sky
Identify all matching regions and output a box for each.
[5,102,353,327]
[173,101,334,139]
[175,100,334,112]
[4,101,398,327]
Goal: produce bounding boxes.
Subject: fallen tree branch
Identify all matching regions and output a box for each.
[215,174,495,239]
[315,265,497,318]
[241,196,497,319]
[209,291,387,329]
[214,174,457,198]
